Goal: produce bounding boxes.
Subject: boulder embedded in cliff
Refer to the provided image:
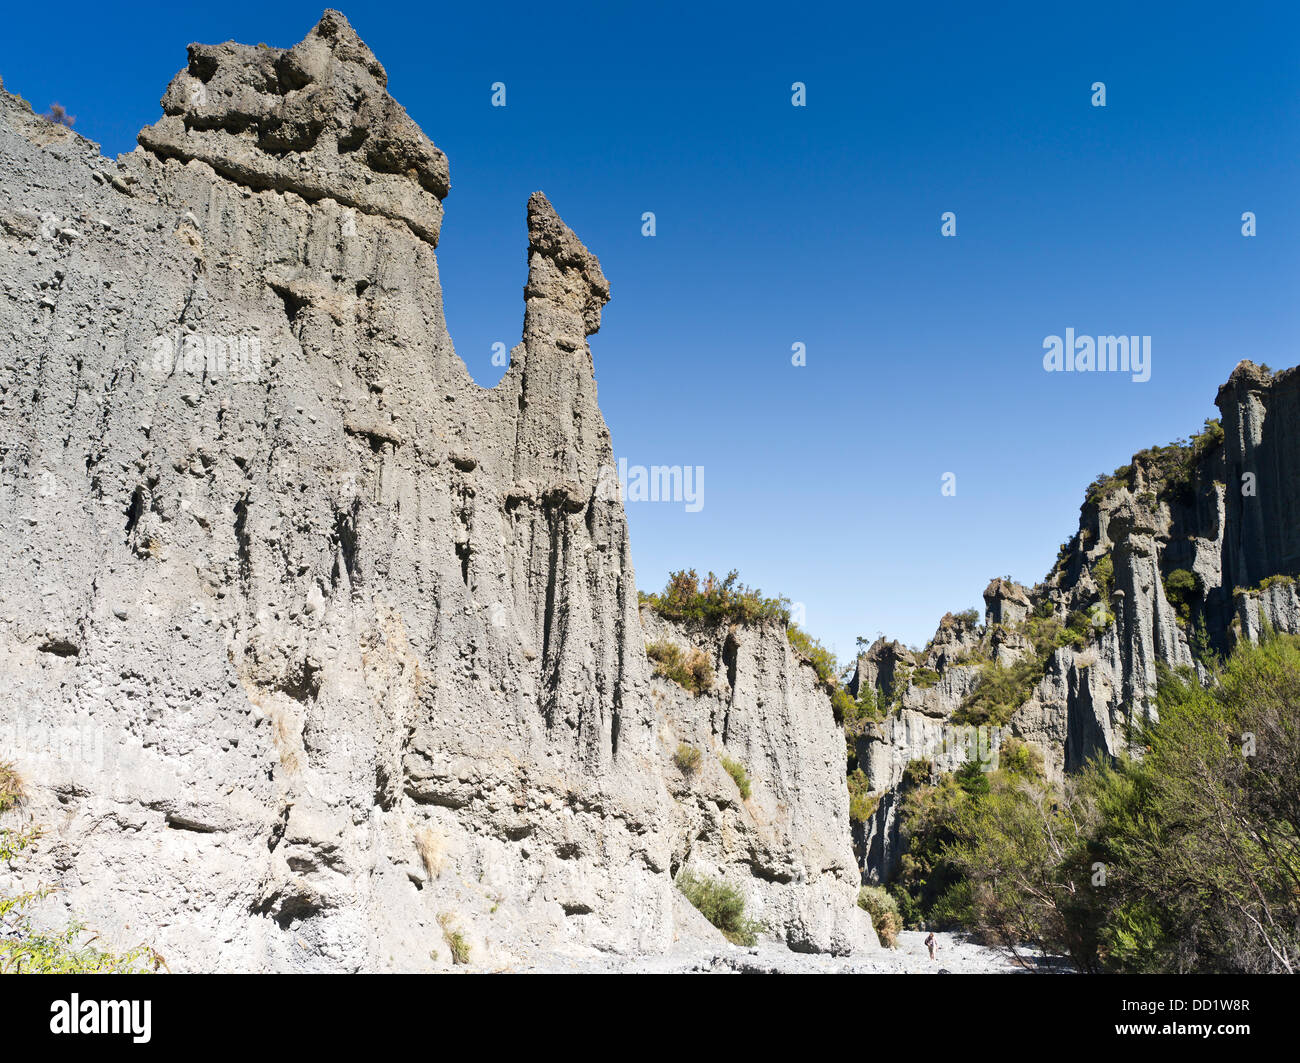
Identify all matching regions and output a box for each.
[982,578,1030,627]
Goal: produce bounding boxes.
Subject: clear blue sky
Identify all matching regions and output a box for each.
[4,2,1298,664]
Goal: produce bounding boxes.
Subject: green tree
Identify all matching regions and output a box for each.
[930,635,1300,973]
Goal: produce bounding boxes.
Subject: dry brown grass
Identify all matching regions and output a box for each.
[0,761,26,813]
[415,827,445,879]
[270,708,302,774]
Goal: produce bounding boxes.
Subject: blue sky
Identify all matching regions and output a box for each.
[3,1,1298,664]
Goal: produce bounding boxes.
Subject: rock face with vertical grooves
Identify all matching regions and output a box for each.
[852,361,1300,883]
[642,609,870,955]
[0,11,871,969]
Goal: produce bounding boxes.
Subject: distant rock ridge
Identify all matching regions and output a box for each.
[852,360,1300,882]
[0,11,870,969]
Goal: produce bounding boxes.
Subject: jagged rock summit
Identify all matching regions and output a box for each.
[0,12,871,969]
[138,9,450,242]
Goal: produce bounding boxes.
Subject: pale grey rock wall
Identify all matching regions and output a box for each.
[0,11,853,971]
[0,11,878,970]
[640,609,873,954]
[1234,579,1300,643]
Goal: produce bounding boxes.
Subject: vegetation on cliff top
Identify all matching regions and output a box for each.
[640,569,790,627]
[1232,573,1296,598]
[1084,417,1224,509]
[641,569,864,727]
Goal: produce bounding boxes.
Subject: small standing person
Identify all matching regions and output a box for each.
[924,931,936,961]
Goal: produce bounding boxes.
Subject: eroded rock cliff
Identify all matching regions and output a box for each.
[642,609,869,954]
[854,361,1300,882]
[0,11,870,969]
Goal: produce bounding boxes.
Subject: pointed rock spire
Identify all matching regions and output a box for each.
[526,191,609,336]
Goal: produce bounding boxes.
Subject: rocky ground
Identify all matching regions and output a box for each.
[515,930,1058,974]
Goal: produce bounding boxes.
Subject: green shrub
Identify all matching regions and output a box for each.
[1190,416,1224,461]
[954,758,991,797]
[918,633,1300,972]
[1162,568,1199,622]
[1,760,39,866]
[1086,464,1134,506]
[830,686,856,724]
[673,742,702,776]
[682,648,712,693]
[889,743,1043,935]
[646,640,713,695]
[853,685,885,721]
[847,768,876,824]
[997,737,1045,780]
[1189,614,1217,670]
[786,624,839,688]
[954,656,1043,726]
[720,756,752,800]
[911,667,941,688]
[1093,554,1114,598]
[902,758,932,788]
[1052,537,1076,574]
[787,626,865,734]
[438,913,470,965]
[1232,576,1294,599]
[891,664,914,692]
[676,870,763,946]
[640,569,789,627]
[647,639,681,669]
[0,761,23,813]
[842,687,886,771]
[1065,608,1101,648]
[857,885,903,948]
[0,917,165,974]
[926,879,975,928]
[955,611,1102,726]
[889,772,970,929]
